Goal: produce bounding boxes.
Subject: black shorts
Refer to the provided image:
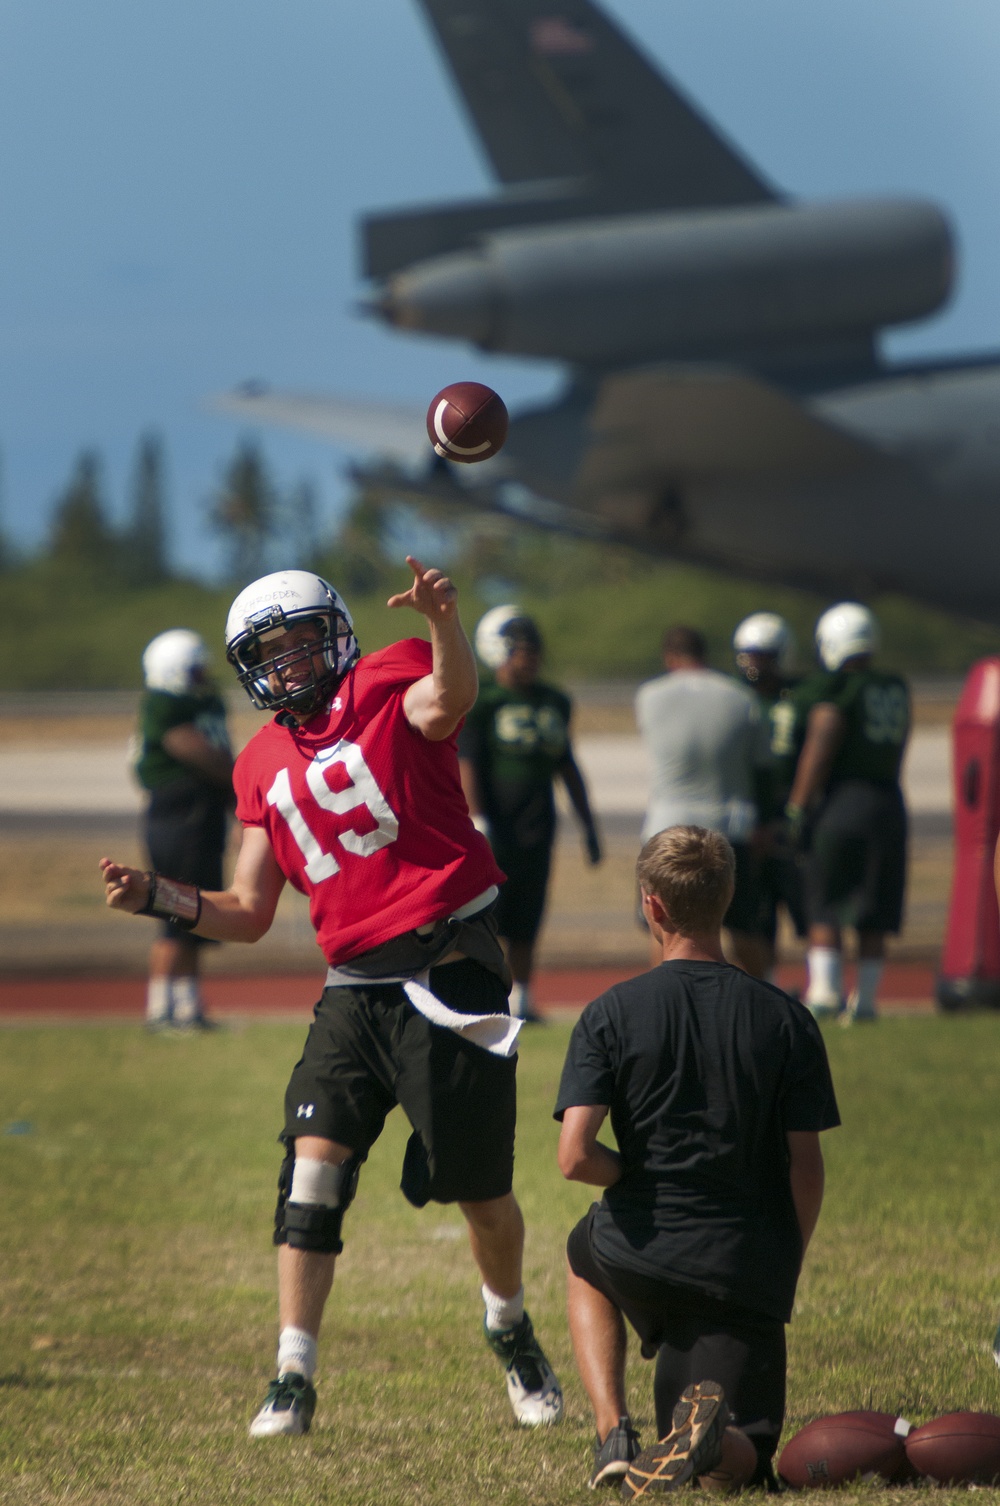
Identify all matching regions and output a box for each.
[738,852,808,943]
[568,1209,786,1478]
[145,779,228,942]
[805,781,907,933]
[723,842,767,936]
[492,842,553,945]
[283,958,516,1208]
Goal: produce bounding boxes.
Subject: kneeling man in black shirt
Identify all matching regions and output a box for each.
[555,826,839,1494]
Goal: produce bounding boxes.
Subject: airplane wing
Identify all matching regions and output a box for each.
[210,386,429,465]
[577,367,890,500]
[415,0,776,209]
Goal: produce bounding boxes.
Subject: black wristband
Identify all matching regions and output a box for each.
[137,872,202,930]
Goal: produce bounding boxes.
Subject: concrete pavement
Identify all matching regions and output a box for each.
[0,728,952,819]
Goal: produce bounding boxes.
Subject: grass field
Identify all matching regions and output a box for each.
[1,1016,999,1505]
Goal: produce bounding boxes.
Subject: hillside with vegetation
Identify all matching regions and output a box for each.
[3,435,999,689]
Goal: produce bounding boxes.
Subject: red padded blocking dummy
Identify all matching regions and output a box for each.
[937,657,1000,1010]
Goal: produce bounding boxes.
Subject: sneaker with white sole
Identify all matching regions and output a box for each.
[484,1312,563,1426]
[590,1416,642,1488]
[248,1372,317,1437]
[621,1380,729,1498]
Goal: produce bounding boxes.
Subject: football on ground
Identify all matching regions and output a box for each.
[778,1411,912,1488]
[426,381,509,463]
[904,1412,1000,1484]
[700,1428,759,1493]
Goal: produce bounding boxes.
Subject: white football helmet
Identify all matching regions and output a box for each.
[474,605,542,669]
[142,629,210,695]
[225,570,358,712]
[815,602,879,671]
[732,612,795,671]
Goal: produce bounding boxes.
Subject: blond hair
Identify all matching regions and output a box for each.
[637,826,735,935]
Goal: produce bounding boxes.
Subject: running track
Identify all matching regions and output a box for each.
[0,963,939,1020]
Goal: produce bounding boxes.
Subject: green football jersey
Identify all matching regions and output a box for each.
[749,680,802,801]
[135,689,232,791]
[788,667,910,786]
[458,679,573,846]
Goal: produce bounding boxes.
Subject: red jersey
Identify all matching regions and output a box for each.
[234,639,503,964]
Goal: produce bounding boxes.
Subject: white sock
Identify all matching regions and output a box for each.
[146,977,171,1024]
[170,976,202,1025]
[855,959,883,1015]
[482,1283,524,1333]
[509,983,533,1020]
[805,947,842,1005]
[276,1325,317,1381]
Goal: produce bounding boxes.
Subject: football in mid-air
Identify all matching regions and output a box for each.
[426,382,508,463]
[904,1412,1000,1484]
[778,1412,912,1488]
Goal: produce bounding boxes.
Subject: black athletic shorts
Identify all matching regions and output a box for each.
[283,958,516,1208]
[740,852,808,943]
[492,841,553,945]
[144,777,228,942]
[805,780,907,933]
[568,1208,785,1482]
[723,842,766,936]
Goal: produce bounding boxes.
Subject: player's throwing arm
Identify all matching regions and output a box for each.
[100,824,286,944]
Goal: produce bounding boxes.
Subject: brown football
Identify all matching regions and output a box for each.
[426,382,508,464]
[904,1411,1000,1484]
[778,1412,911,1489]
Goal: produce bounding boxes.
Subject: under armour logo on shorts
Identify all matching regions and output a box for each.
[296,1103,315,1119]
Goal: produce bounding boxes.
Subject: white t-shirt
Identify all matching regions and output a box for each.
[635,668,772,843]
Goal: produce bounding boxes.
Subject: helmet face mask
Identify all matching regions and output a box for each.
[734,649,780,685]
[225,572,358,714]
[732,612,793,676]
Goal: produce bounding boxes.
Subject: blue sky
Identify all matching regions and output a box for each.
[1,0,999,575]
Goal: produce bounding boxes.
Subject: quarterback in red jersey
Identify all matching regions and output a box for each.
[234,633,504,963]
[101,558,563,1439]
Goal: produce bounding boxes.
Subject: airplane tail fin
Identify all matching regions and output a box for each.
[415,0,775,208]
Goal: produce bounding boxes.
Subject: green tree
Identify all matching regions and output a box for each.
[285,477,321,570]
[209,441,277,583]
[48,451,116,574]
[318,488,395,595]
[122,432,169,586]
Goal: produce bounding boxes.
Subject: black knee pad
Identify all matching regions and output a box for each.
[282,1201,348,1255]
[272,1140,362,1254]
[272,1143,295,1247]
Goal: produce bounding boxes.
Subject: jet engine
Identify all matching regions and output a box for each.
[374,198,953,366]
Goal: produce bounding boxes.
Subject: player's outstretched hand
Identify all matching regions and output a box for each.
[100,857,150,914]
[387,556,458,623]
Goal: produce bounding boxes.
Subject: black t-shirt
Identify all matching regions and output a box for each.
[554,961,840,1322]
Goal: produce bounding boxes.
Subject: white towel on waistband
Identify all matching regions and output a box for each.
[402,971,522,1058]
